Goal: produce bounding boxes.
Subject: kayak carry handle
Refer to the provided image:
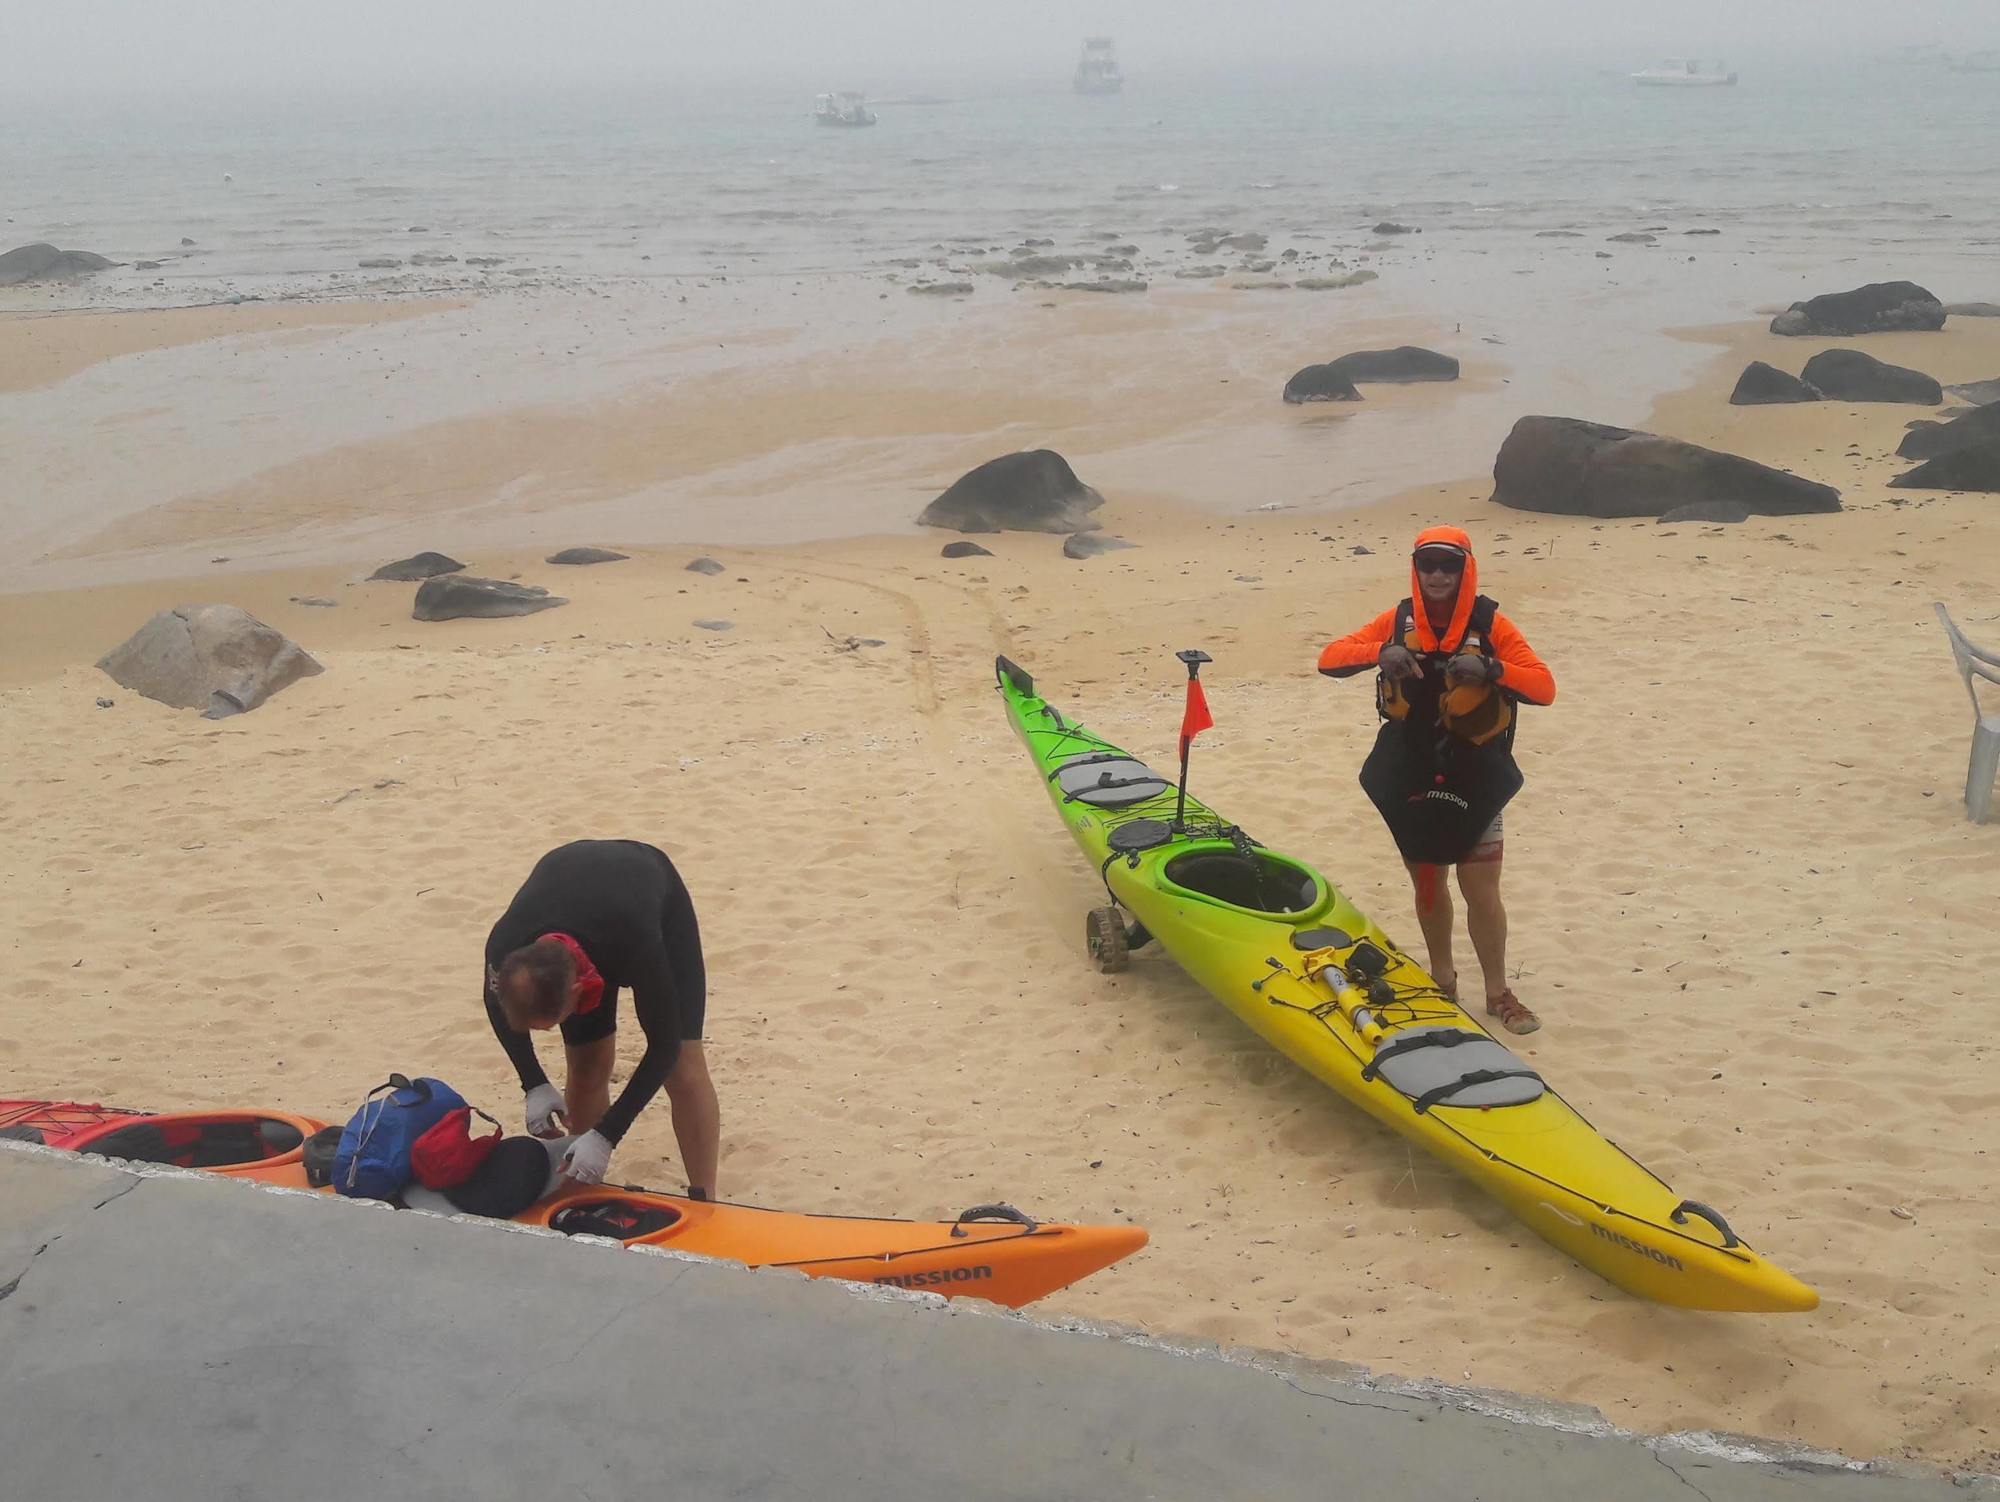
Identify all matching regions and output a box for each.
[950,1203,1039,1237]
[1670,1199,1740,1249]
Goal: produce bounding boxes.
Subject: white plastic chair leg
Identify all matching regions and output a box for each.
[1969,724,1999,824]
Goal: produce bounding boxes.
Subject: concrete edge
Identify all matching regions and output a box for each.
[5,1138,1991,1489]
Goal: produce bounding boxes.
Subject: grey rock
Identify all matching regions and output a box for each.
[1944,302,2000,317]
[180,237,197,246]
[693,618,734,632]
[1351,545,1373,555]
[1282,364,1363,403]
[1897,401,2000,460]
[1607,232,1657,244]
[685,556,726,575]
[985,254,1080,278]
[1729,361,1820,405]
[918,450,1105,534]
[0,243,118,286]
[1534,231,1585,238]
[1173,265,1228,279]
[1372,222,1418,235]
[1685,228,1723,235]
[1294,271,1378,291]
[1658,501,1752,524]
[1063,532,1136,559]
[409,253,459,266]
[1490,416,1842,518]
[412,576,567,621]
[1321,347,1459,384]
[465,256,506,267]
[1891,436,2000,492]
[1800,349,1942,404]
[1062,279,1146,294]
[1770,280,1945,336]
[907,282,974,295]
[1943,378,2000,406]
[289,596,338,607]
[97,604,323,716]
[134,259,164,270]
[368,551,466,582]
[940,541,993,558]
[1218,233,1267,251]
[358,257,403,270]
[546,547,630,565]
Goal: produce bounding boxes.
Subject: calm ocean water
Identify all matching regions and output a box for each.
[5,59,1997,292]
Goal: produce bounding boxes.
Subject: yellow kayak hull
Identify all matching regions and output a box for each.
[998,657,1816,1313]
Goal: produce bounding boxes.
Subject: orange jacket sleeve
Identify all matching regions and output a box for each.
[1488,611,1555,705]
[1317,608,1399,678]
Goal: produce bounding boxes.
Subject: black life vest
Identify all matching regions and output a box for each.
[1375,594,1515,749]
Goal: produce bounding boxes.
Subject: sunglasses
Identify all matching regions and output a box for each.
[1414,552,1466,576]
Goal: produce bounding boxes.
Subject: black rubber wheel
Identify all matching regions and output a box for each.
[1086,906,1130,973]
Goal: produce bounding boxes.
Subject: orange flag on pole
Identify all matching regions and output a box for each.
[1179,675,1213,755]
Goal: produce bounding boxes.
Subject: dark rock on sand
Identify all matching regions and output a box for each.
[1535,231,1585,239]
[1174,265,1228,279]
[1729,361,1820,405]
[1490,416,1842,519]
[1282,364,1363,404]
[918,450,1105,534]
[1218,233,1267,251]
[358,257,404,270]
[1897,401,2000,460]
[1062,279,1146,294]
[412,577,567,621]
[1294,271,1378,290]
[1891,437,2000,493]
[1769,280,1945,336]
[1324,347,1459,384]
[1945,302,2000,318]
[988,254,1079,278]
[546,547,629,565]
[685,556,726,575]
[369,551,466,582]
[1659,500,1752,524]
[907,282,974,295]
[290,596,339,607]
[97,604,323,717]
[940,541,993,558]
[0,243,118,286]
[1944,378,2000,406]
[1800,349,1943,404]
[1372,222,1417,235]
[1607,232,1657,244]
[1064,532,1136,559]
[693,619,733,632]
[465,255,506,267]
[134,259,164,271]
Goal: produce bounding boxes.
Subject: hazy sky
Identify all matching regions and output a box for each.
[5,0,1998,92]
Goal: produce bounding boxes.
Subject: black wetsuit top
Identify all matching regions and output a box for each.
[482,840,706,1145]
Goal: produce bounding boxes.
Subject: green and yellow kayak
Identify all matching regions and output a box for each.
[996,655,1816,1313]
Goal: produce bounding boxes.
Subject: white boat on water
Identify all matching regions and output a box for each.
[814,91,878,127]
[1074,36,1123,95]
[1632,58,1738,87]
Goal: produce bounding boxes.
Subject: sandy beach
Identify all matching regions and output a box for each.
[3,282,1997,1472]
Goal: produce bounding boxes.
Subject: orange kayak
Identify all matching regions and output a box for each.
[5,1102,1146,1308]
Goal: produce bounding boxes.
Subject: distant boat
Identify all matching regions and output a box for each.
[814,91,878,127]
[1074,36,1124,95]
[1631,58,1738,87]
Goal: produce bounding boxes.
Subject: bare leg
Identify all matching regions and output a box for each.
[1403,860,1457,996]
[1456,858,1509,1002]
[562,1036,615,1136]
[664,1041,721,1197]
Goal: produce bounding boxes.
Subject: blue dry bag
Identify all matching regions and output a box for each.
[331,1074,467,1201]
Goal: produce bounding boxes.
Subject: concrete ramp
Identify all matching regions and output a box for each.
[0,1144,1989,1502]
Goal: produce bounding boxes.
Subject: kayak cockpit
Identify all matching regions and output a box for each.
[72,1113,308,1169]
[1162,848,1325,917]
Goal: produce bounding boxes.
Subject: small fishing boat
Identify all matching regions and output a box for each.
[814,91,878,127]
[1632,58,1738,87]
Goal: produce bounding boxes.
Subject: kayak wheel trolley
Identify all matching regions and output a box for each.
[1086,905,1153,972]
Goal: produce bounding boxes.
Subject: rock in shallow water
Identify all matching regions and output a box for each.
[918,450,1104,534]
[1490,416,1841,518]
[1769,280,1945,336]
[0,242,117,285]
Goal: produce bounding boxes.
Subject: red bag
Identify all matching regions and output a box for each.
[410,1105,503,1190]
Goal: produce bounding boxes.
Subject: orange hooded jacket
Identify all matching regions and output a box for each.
[1316,526,1556,705]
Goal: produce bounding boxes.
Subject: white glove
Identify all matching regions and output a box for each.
[560,1129,613,1185]
[524,1084,567,1139]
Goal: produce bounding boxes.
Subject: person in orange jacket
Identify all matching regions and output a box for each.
[1318,527,1555,1033]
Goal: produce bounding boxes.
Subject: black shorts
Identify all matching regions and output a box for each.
[557,986,705,1050]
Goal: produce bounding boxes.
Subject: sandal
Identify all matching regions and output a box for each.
[1485,989,1541,1036]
